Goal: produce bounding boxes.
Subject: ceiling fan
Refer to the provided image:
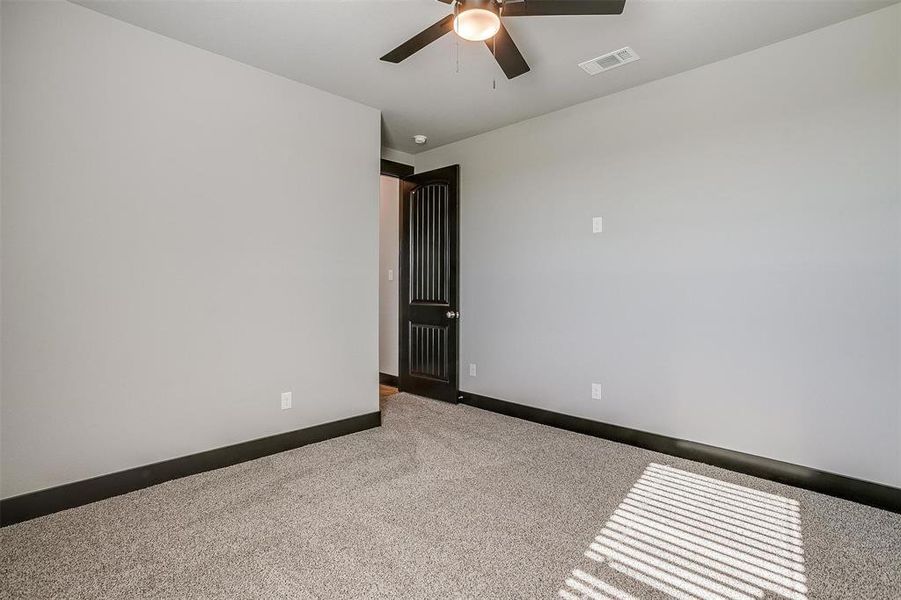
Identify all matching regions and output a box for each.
[380,0,626,80]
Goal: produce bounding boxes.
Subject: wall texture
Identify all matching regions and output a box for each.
[1,1,380,498]
[379,176,400,377]
[417,5,901,487]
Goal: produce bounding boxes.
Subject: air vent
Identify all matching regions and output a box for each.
[579,46,639,75]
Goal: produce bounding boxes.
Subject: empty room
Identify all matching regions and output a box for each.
[1,0,900,598]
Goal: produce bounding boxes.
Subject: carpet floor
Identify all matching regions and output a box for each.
[1,392,900,599]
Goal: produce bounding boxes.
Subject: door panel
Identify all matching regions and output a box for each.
[409,323,448,380]
[399,165,459,402]
[409,182,449,304]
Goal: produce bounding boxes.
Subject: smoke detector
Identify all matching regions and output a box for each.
[578,47,639,75]
[413,135,428,145]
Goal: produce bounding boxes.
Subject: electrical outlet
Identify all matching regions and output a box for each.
[281,391,292,410]
[592,216,603,233]
[469,363,477,377]
[591,383,602,400]
[388,269,394,281]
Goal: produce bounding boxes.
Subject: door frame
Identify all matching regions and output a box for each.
[398,164,460,402]
[378,160,413,389]
[380,159,413,180]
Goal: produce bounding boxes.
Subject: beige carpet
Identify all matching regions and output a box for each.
[2,392,900,599]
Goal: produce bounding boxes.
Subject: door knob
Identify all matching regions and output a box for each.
[446,310,460,319]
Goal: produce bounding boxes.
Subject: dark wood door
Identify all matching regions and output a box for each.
[399,165,459,403]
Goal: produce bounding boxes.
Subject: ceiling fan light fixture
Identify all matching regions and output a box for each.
[380,0,627,79]
[453,2,501,42]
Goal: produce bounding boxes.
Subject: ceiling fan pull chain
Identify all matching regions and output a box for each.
[494,1,500,89]
[454,0,461,75]
[492,35,497,90]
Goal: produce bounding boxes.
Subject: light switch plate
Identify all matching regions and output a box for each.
[281,391,292,410]
[592,217,603,233]
[591,383,602,400]
[388,269,394,281]
[469,363,477,377]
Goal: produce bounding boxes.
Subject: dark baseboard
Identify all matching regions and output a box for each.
[0,411,381,527]
[379,372,399,387]
[461,391,901,514]
[380,159,413,179]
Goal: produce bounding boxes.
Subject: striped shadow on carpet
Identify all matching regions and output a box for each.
[560,463,807,600]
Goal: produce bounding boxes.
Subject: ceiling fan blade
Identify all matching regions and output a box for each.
[501,0,625,17]
[380,14,455,63]
[486,22,530,79]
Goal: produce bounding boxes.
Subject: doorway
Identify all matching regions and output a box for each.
[378,161,460,404]
[398,165,460,403]
[378,159,413,396]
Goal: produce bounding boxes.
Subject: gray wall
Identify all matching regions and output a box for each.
[417,5,901,487]
[1,1,380,499]
[379,176,400,376]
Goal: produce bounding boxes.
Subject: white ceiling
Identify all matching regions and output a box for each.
[75,0,895,153]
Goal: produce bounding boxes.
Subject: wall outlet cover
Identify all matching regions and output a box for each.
[591,383,602,400]
[281,391,293,410]
[469,363,477,377]
[592,216,603,233]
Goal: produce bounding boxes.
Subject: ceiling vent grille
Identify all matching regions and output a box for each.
[579,46,639,75]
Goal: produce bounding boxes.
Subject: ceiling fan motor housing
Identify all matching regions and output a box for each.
[454,0,501,17]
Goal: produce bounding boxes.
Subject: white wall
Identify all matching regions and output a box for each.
[379,176,400,376]
[0,1,380,498]
[417,5,901,487]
